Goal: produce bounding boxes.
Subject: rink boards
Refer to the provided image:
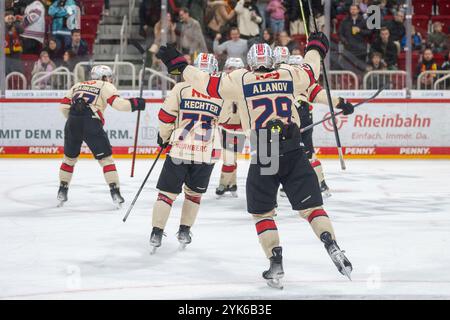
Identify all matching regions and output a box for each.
[1,90,450,159]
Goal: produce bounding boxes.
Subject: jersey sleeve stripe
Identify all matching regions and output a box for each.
[61,97,71,105]
[206,76,222,99]
[158,109,177,123]
[107,95,118,106]
[309,84,322,102]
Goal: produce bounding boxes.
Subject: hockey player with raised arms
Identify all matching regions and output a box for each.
[157,32,353,288]
[57,65,146,207]
[216,57,247,198]
[150,53,229,253]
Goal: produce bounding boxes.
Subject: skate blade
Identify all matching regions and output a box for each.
[56,201,65,208]
[266,279,284,290]
[150,246,158,255]
[322,190,332,198]
[340,265,352,281]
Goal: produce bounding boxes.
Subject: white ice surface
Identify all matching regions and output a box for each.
[0,158,449,300]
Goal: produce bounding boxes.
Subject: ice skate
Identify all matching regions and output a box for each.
[320,232,352,280]
[262,247,284,289]
[176,225,192,251]
[216,184,238,198]
[109,183,124,209]
[149,227,164,255]
[57,182,68,207]
[320,181,331,198]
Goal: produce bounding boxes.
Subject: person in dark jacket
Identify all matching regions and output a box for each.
[386,10,405,44]
[339,4,372,64]
[370,27,398,69]
[67,29,89,62]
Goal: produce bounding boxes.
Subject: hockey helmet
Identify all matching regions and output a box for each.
[288,55,304,66]
[273,46,290,65]
[90,65,114,83]
[247,43,274,71]
[224,57,245,73]
[194,53,219,74]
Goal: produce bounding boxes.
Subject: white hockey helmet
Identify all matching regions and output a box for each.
[273,46,290,65]
[90,65,114,82]
[224,57,245,73]
[194,53,219,74]
[288,54,304,66]
[247,43,274,71]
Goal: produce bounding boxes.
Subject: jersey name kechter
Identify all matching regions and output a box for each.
[180,99,221,116]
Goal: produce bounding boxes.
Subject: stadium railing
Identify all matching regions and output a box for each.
[417,71,450,90]
[139,67,177,91]
[363,71,407,90]
[6,72,27,90]
[31,66,73,90]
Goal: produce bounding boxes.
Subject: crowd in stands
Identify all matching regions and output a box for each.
[4,0,101,88]
[4,0,450,89]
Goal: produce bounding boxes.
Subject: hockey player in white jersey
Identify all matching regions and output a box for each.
[57,65,146,207]
[149,53,229,253]
[216,57,246,198]
[157,33,353,288]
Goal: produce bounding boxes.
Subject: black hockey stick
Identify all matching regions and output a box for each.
[303,0,346,170]
[300,86,385,133]
[123,147,164,222]
[130,40,149,178]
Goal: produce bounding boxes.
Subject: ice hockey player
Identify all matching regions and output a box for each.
[288,55,355,197]
[157,33,353,288]
[216,57,246,198]
[57,65,146,207]
[273,46,290,66]
[150,53,227,254]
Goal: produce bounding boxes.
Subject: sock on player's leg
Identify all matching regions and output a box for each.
[152,191,178,229]
[59,156,78,185]
[299,206,336,240]
[253,211,280,258]
[98,156,119,187]
[310,155,325,184]
[180,186,202,227]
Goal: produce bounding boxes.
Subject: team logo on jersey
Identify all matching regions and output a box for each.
[322,112,348,131]
[243,81,293,97]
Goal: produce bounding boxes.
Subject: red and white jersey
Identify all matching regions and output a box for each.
[220,99,244,132]
[158,82,230,164]
[59,80,132,124]
[182,50,322,132]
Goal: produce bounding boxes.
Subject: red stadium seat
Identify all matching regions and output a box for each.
[413,2,434,16]
[398,51,420,77]
[434,53,445,67]
[431,16,450,33]
[83,34,96,55]
[437,0,450,15]
[412,16,430,36]
[334,14,346,34]
[81,15,100,35]
[21,54,39,88]
[82,1,104,16]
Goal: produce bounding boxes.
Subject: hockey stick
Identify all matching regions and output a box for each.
[303,0,346,170]
[300,86,385,133]
[123,147,164,222]
[130,40,149,177]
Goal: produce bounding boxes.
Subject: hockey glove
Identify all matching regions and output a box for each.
[336,97,354,115]
[129,97,146,112]
[157,133,169,149]
[156,44,188,75]
[305,32,329,59]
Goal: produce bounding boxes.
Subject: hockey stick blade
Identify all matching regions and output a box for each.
[300,85,386,134]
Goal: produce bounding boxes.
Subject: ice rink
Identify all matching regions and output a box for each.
[0,158,449,299]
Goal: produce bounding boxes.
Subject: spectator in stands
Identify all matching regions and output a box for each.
[440,51,450,70]
[339,4,371,64]
[67,29,88,62]
[276,30,298,53]
[49,0,81,49]
[234,0,263,44]
[266,0,286,35]
[284,0,303,36]
[61,49,76,71]
[428,22,449,54]
[4,14,24,75]
[291,47,302,55]
[139,0,162,38]
[18,0,45,55]
[213,27,248,62]
[261,28,275,48]
[416,48,438,87]
[31,50,57,89]
[180,0,208,29]
[365,51,388,89]
[44,37,63,66]
[150,13,177,67]
[401,26,423,51]
[370,27,398,69]
[205,0,235,39]
[386,10,405,45]
[178,7,208,55]
[366,51,387,72]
